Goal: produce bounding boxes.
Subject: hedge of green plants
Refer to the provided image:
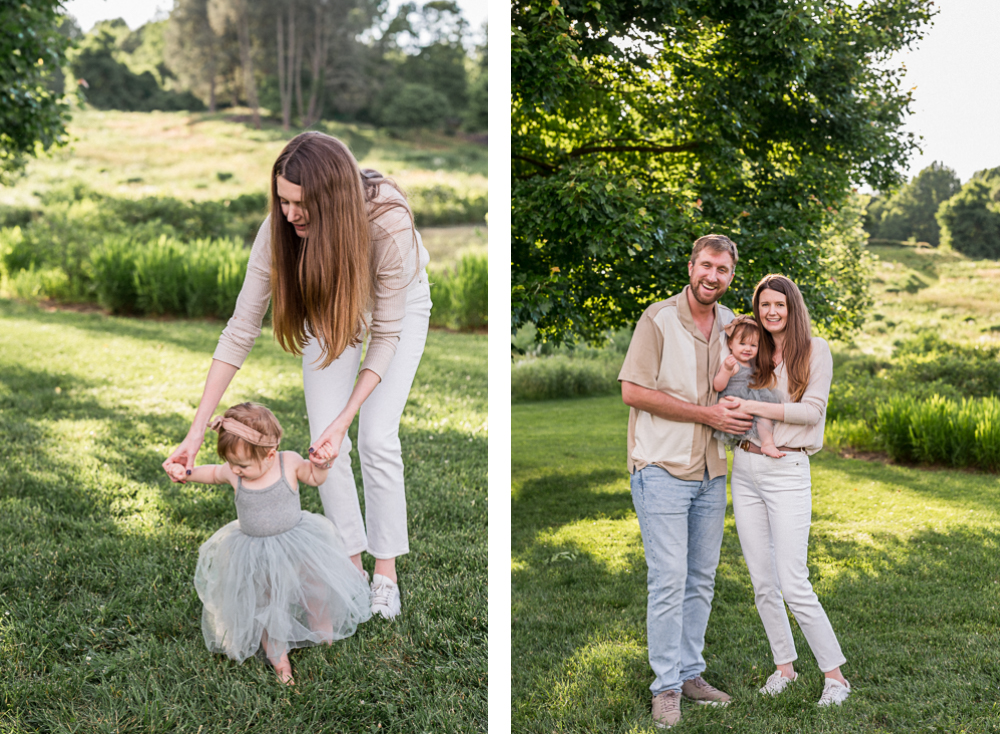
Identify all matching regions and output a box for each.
[0,183,488,325]
[429,253,488,332]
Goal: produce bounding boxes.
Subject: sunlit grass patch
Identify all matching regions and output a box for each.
[513,395,1000,733]
[0,298,486,731]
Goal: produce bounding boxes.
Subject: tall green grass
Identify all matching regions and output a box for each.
[429,253,488,331]
[90,235,249,318]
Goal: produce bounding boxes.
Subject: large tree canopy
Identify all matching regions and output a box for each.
[0,1,72,182]
[512,0,935,344]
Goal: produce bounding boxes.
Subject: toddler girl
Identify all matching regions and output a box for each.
[165,402,371,684]
[714,315,784,458]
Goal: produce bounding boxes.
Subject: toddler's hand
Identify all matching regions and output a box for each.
[164,461,188,482]
[724,355,740,374]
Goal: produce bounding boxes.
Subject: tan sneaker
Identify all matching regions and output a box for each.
[681,676,732,706]
[652,690,682,729]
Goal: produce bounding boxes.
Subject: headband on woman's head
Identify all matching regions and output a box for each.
[209,416,280,448]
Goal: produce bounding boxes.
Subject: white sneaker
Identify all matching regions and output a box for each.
[817,678,851,707]
[371,574,401,619]
[759,670,797,696]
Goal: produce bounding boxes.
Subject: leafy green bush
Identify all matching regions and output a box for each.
[430,253,487,331]
[409,185,487,226]
[92,234,249,318]
[874,394,1000,471]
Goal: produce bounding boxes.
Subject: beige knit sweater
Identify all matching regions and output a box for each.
[212,188,430,379]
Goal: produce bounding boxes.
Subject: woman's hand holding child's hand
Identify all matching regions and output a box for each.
[164,461,188,483]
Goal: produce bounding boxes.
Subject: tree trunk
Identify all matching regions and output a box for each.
[235,1,260,129]
[304,2,329,127]
[277,4,298,130]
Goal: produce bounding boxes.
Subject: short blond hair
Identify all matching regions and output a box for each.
[216,402,283,463]
[690,234,739,266]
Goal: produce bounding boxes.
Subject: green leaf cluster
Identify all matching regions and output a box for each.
[512,0,935,345]
[0,0,72,181]
[936,167,1000,259]
[865,161,961,246]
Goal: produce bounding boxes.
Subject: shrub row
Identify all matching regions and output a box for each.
[511,354,621,401]
[429,254,487,331]
[875,394,1000,471]
[91,235,249,317]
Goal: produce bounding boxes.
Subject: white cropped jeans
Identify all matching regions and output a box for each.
[730,448,846,673]
[302,279,431,559]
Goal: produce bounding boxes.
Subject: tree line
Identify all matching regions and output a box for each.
[59,0,487,134]
[866,162,1000,258]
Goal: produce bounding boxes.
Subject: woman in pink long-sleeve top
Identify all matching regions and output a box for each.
[164,132,431,620]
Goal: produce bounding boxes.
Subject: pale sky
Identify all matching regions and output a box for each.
[887,0,1000,185]
[61,0,488,45]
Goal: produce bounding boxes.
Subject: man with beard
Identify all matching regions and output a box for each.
[618,234,753,728]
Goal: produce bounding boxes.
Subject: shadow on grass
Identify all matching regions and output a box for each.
[512,455,1000,732]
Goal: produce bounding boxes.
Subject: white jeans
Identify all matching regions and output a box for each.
[730,449,846,672]
[302,280,431,559]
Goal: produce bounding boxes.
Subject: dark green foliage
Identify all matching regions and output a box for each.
[0,0,72,181]
[865,161,961,245]
[513,0,935,346]
[71,26,205,112]
[408,184,487,227]
[937,168,1000,258]
[377,82,452,131]
[429,253,487,331]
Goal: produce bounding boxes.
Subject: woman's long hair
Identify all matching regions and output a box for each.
[750,274,812,402]
[269,132,412,369]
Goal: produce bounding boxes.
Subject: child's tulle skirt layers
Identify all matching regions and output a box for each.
[194,511,372,662]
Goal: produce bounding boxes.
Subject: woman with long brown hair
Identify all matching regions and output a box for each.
[721,274,853,707]
[164,132,431,620]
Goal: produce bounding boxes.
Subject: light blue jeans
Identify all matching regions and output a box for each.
[630,465,727,695]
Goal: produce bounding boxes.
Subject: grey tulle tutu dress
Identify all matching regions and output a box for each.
[713,360,780,447]
[194,454,372,662]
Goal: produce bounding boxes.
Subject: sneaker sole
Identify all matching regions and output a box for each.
[686,699,730,706]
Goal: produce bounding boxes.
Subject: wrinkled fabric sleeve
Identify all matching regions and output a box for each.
[361,200,419,379]
[618,309,663,390]
[212,217,273,369]
[781,338,832,426]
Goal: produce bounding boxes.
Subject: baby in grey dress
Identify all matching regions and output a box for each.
[713,315,784,457]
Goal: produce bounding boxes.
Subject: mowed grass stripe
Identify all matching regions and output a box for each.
[0,299,486,732]
[512,395,1000,733]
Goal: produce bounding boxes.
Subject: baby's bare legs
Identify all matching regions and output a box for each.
[758,418,786,458]
[261,629,294,685]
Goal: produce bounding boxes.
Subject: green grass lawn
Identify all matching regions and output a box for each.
[512,396,1000,733]
[0,299,486,732]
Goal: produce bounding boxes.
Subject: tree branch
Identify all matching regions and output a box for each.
[570,141,701,156]
[513,154,557,173]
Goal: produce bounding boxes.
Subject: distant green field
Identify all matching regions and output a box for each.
[4,109,487,205]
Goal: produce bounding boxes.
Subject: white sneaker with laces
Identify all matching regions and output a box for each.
[817,678,851,707]
[759,670,797,696]
[371,573,401,619]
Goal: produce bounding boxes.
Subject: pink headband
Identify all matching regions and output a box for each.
[209,416,280,448]
[724,315,758,338]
